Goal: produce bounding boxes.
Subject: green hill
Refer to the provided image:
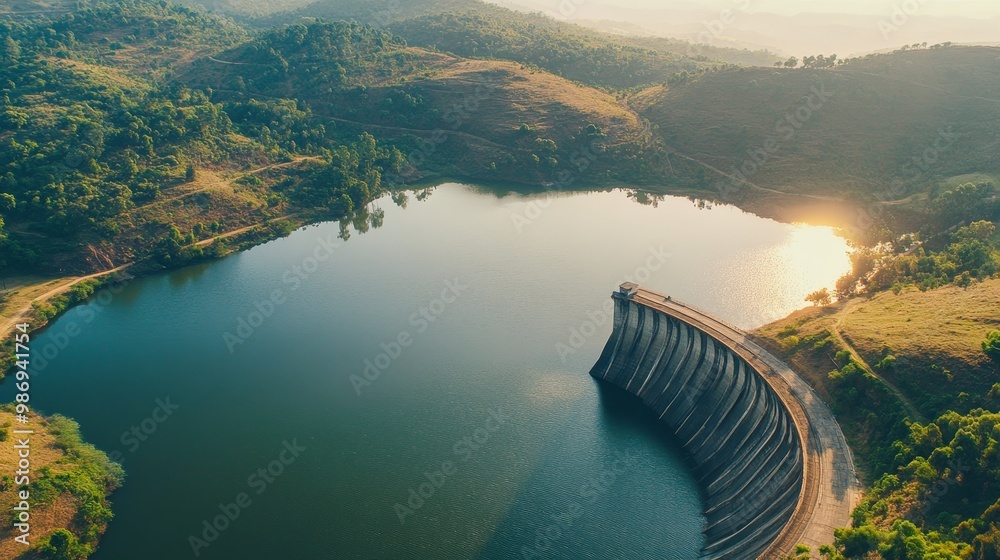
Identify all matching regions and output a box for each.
[180,20,660,185]
[385,7,716,91]
[1,4,665,276]
[238,0,775,89]
[633,45,1000,227]
[4,0,249,77]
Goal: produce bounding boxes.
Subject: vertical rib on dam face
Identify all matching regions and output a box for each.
[591,284,809,560]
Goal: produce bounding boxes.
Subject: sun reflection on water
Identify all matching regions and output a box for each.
[711,223,852,328]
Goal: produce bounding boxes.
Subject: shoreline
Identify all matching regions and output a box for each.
[1,179,867,354]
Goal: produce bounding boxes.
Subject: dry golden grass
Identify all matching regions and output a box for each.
[44,57,150,92]
[0,279,71,326]
[841,280,1000,373]
[756,277,1000,421]
[0,412,82,560]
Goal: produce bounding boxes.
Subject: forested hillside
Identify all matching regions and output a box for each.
[239,0,776,88]
[387,10,705,90]
[633,45,1000,232]
[180,20,662,189]
[6,0,248,76]
[0,5,411,275]
[0,0,666,276]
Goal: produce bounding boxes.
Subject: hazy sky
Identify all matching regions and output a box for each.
[503,0,1000,18]
[493,0,1000,55]
[732,0,999,18]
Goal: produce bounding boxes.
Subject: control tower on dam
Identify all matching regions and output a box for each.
[590,283,859,559]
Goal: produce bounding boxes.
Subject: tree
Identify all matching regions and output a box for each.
[835,274,858,300]
[2,37,20,66]
[39,529,90,560]
[185,164,196,182]
[783,56,798,68]
[955,220,997,243]
[806,288,832,306]
[834,525,881,557]
[938,182,999,226]
[984,331,1000,365]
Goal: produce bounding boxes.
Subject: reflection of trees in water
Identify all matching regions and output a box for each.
[625,189,665,208]
[337,186,436,241]
[690,198,715,210]
[391,191,408,209]
[414,187,435,202]
[349,186,726,242]
[388,186,435,212]
[625,189,716,211]
[625,189,666,208]
[341,203,380,239]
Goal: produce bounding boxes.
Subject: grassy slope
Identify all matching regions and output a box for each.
[634,46,1000,211]
[753,278,1000,477]
[837,281,1000,415]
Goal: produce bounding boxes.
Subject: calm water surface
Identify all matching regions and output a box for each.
[6,184,850,560]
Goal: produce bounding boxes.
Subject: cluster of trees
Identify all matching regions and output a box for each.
[0,47,248,238]
[224,98,332,153]
[193,21,417,94]
[291,132,404,214]
[833,183,1000,299]
[775,54,839,68]
[826,401,1000,558]
[837,220,999,298]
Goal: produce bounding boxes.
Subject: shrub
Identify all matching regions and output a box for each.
[984,331,1000,365]
[38,529,90,560]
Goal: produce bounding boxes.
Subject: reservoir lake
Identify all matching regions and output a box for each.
[5,184,851,560]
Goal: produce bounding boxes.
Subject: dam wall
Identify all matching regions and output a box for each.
[590,284,858,559]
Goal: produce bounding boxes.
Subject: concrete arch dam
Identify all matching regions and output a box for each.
[590,284,859,559]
